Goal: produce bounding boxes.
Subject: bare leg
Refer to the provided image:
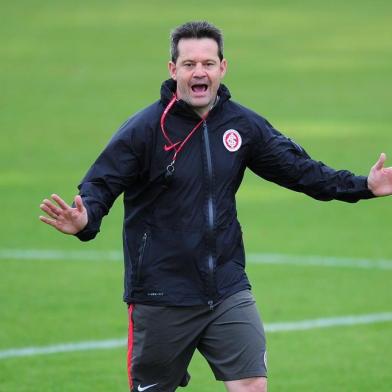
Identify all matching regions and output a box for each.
[224,377,267,392]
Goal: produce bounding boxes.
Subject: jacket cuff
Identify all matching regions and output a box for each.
[72,202,99,242]
[74,225,99,242]
[356,176,376,199]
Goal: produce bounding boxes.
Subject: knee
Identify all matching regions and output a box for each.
[225,376,267,392]
[248,377,267,392]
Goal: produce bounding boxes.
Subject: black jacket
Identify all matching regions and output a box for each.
[76,79,374,306]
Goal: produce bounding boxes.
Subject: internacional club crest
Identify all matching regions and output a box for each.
[223,129,242,152]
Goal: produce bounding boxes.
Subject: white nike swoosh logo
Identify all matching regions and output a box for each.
[137,383,158,391]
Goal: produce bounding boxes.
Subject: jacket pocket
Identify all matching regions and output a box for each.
[136,232,148,283]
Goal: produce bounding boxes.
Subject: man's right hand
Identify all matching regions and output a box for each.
[39,194,88,235]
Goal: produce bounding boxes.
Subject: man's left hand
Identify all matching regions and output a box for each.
[367,153,392,196]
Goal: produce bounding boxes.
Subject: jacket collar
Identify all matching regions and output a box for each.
[160,79,231,119]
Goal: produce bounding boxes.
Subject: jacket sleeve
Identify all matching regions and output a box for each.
[75,119,144,241]
[247,117,375,202]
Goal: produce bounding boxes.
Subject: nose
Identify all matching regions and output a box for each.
[193,62,206,78]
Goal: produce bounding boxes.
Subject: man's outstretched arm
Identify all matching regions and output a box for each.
[38,114,146,241]
[39,194,88,235]
[367,153,392,196]
[246,116,383,203]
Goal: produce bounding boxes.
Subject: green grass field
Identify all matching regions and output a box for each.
[1,0,392,390]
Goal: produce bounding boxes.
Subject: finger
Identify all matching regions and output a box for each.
[39,215,59,229]
[40,203,59,219]
[74,195,85,213]
[51,194,70,210]
[42,198,62,215]
[374,153,386,170]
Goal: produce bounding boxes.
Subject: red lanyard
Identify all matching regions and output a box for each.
[160,94,208,174]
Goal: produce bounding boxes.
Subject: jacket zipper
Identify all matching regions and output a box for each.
[203,121,216,310]
[136,232,148,282]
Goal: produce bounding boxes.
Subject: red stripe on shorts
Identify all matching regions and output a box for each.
[127,305,134,391]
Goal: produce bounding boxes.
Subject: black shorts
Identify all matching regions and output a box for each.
[127,290,267,392]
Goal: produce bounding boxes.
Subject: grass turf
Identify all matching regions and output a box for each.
[1,0,392,390]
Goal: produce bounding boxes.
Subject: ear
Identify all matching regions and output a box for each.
[220,58,227,79]
[168,61,177,80]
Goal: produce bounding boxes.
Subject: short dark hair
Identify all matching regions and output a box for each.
[170,21,224,63]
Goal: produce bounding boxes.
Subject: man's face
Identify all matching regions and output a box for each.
[168,38,227,117]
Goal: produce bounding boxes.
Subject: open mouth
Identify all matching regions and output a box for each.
[191,84,208,93]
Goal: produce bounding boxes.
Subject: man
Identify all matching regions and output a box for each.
[39,21,392,392]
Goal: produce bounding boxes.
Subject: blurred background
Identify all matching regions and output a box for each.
[1,0,391,390]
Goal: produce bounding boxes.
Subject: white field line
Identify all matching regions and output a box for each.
[0,339,126,360]
[1,249,392,270]
[0,312,391,360]
[0,249,122,262]
[247,253,392,270]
